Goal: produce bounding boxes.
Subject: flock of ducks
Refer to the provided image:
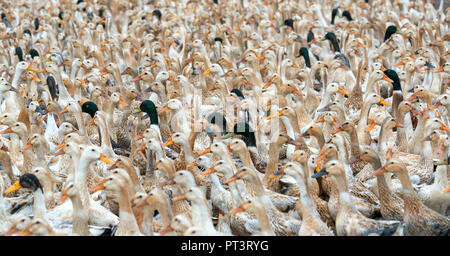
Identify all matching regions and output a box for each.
[0,0,449,236]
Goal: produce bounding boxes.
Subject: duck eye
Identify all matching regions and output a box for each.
[36,221,41,224]
[109,178,113,181]
[91,149,95,152]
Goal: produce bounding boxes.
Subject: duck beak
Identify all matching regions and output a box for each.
[160,225,174,235]
[293,89,303,97]
[59,107,69,114]
[158,105,169,114]
[230,205,245,214]
[3,225,19,236]
[394,60,404,67]
[172,194,186,202]
[382,74,394,83]
[187,161,197,168]
[99,153,115,165]
[5,180,22,194]
[315,116,325,123]
[58,191,69,205]
[379,98,391,106]
[208,85,216,91]
[159,178,175,187]
[440,125,450,133]
[444,187,450,193]
[269,171,284,179]
[162,138,174,147]
[287,138,301,146]
[53,149,65,157]
[136,145,147,151]
[434,67,444,73]
[118,98,128,107]
[134,135,144,141]
[203,167,216,175]
[337,87,349,95]
[317,106,330,112]
[365,121,377,132]
[311,167,328,178]
[385,148,393,161]
[373,166,387,176]
[199,147,211,155]
[21,141,32,152]
[18,229,32,236]
[204,69,211,76]
[89,118,96,126]
[263,80,273,89]
[222,132,235,139]
[133,108,142,114]
[331,127,343,134]
[267,111,282,120]
[32,73,41,82]
[223,174,238,184]
[27,66,39,72]
[90,182,105,193]
[133,75,142,82]
[55,141,65,150]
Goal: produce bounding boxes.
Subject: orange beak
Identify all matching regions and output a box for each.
[158,105,169,114]
[382,74,394,83]
[365,121,377,132]
[379,98,391,106]
[434,67,444,73]
[21,141,32,152]
[440,125,450,133]
[27,66,39,72]
[133,75,142,82]
[99,153,115,165]
[0,127,13,134]
[315,116,325,123]
[186,161,197,168]
[3,225,19,236]
[444,187,450,193]
[331,127,343,135]
[223,175,238,184]
[378,55,385,60]
[337,87,349,95]
[263,80,273,89]
[267,111,282,120]
[172,194,186,202]
[59,107,69,114]
[58,191,69,205]
[134,135,144,141]
[202,167,216,175]
[32,73,41,82]
[89,182,105,193]
[394,60,404,67]
[162,138,174,147]
[160,225,174,235]
[80,80,88,88]
[55,141,65,150]
[198,147,211,155]
[230,205,245,214]
[118,98,128,107]
[136,145,147,151]
[18,229,32,236]
[373,167,387,176]
[293,89,304,97]
[385,148,393,161]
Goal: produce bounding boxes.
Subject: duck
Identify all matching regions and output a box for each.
[312,161,401,236]
[376,160,450,236]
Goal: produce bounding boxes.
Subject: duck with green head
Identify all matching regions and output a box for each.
[133,100,162,142]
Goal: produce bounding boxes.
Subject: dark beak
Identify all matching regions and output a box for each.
[311,168,328,178]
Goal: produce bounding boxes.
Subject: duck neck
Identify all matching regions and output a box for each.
[33,188,47,219]
[191,198,215,233]
[237,148,256,170]
[76,157,92,207]
[69,191,89,236]
[346,127,361,157]
[117,186,141,234]
[179,141,194,164]
[254,205,275,235]
[155,196,173,228]
[97,115,115,158]
[310,127,325,149]
[265,140,281,178]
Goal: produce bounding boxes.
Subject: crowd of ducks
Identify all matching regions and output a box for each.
[0,0,449,236]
